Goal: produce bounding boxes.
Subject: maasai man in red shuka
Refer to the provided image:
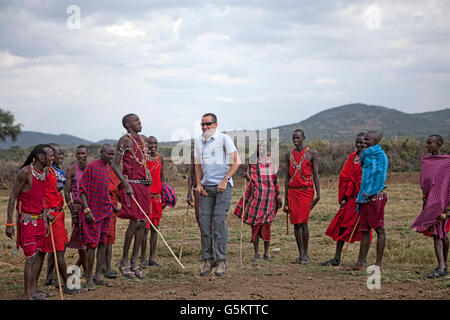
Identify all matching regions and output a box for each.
[6,144,54,300]
[42,144,73,293]
[103,167,121,279]
[235,139,282,261]
[79,144,116,290]
[322,133,373,266]
[411,135,450,278]
[283,129,320,265]
[65,145,89,276]
[112,114,151,279]
[140,136,165,268]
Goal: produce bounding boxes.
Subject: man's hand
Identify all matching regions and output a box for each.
[311,196,320,209]
[72,214,79,226]
[86,211,95,223]
[125,183,134,196]
[196,185,208,197]
[283,205,290,214]
[186,193,194,207]
[217,178,228,192]
[340,199,346,208]
[47,212,55,224]
[276,198,283,211]
[5,225,14,239]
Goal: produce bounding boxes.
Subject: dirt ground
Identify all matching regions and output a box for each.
[0,172,449,301]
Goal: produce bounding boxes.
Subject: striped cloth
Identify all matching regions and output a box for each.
[411,154,450,239]
[235,158,280,225]
[356,144,389,204]
[161,182,177,209]
[79,159,114,217]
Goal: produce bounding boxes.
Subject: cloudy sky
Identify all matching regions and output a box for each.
[0,0,449,142]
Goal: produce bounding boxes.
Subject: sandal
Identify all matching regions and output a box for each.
[131,265,144,279]
[35,289,53,298]
[148,260,161,267]
[263,254,272,261]
[301,256,311,265]
[428,268,448,279]
[291,257,302,264]
[93,278,113,287]
[117,261,135,279]
[104,270,118,279]
[321,258,340,266]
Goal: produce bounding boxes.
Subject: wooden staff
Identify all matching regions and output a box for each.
[240,179,247,266]
[131,195,185,269]
[49,220,64,300]
[179,204,189,260]
[286,212,289,235]
[338,215,360,268]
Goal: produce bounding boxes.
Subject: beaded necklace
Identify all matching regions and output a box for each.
[125,133,150,179]
[30,163,46,181]
[289,147,312,183]
[148,153,160,174]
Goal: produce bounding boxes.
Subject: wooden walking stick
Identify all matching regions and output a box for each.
[338,215,360,268]
[286,212,289,235]
[240,179,247,266]
[131,195,185,269]
[179,204,189,260]
[49,220,64,300]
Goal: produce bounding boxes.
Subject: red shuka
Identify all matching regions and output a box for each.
[287,147,315,224]
[325,151,371,243]
[42,168,68,252]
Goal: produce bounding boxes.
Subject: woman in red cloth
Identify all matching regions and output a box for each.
[322,133,370,266]
[283,129,320,264]
[5,144,54,300]
[140,136,165,268]
[112,114,151,279]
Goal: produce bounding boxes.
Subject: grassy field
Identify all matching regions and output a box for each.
[0,172,449,300]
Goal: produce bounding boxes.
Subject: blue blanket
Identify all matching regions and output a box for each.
[356,144,389,204]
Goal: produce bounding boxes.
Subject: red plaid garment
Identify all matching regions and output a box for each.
[235,158,280,225]
[79,159,114,218]
[161,182,177,209]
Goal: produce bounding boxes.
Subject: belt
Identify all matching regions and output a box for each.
[128,179,151,185]
[47,207,63,213]
[288,186,313,190]
[151,193,161,199]
[19,212,44,224]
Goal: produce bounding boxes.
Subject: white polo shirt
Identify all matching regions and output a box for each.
[194,130,237,187]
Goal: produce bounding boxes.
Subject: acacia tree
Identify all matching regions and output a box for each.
[0,108,22,142]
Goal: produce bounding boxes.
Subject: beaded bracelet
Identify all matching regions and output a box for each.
[5,223,14,227]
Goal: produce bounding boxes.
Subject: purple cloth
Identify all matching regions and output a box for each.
[411,154,450,239]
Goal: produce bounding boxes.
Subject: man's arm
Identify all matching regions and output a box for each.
[64,165,76,218]
[283,152,290,212]
[112,136,133,196]
[5,169,28,239]
[310,149,321,209]
[80,193,94,223]
[160,155,165,183]
[217,151,241,192]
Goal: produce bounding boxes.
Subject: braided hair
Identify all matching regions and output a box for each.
[21,144,52,169]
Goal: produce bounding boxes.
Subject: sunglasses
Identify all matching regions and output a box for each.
[200,121,216,127]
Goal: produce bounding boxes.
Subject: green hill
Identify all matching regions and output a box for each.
[274,103,450,142]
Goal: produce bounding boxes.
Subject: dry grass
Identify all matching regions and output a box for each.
[1,172,449,300]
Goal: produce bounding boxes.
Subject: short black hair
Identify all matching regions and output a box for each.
[202,113,217,123]
[357,132,365,137]
[429,134,444,146]
[293,129,305,136]
[76,145,88,150]
[147,136,157,142]
[122,113,137,129]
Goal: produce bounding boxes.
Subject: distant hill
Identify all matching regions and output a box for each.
[0,131,116,149]
[1,104,448,149]
[273,103,450,142]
